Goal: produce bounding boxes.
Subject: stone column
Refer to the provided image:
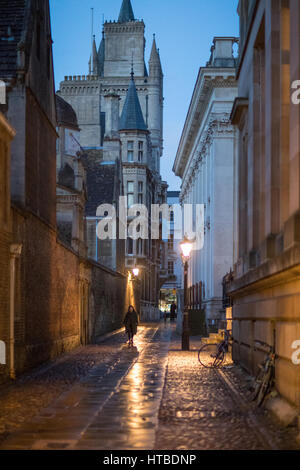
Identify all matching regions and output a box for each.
[71,203,80,252]
[283,0,300,250]
[289,0,300,214]
[265,0,281,237]
[280,0,290,228]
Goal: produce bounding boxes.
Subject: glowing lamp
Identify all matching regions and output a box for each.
[132,268,140,277]
[180,236,194,260]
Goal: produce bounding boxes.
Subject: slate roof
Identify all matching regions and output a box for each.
[0,0,27,78]
[118,0,135,23]
[119,73,147,132]
[84,150,117,217]
[56,94,79,130]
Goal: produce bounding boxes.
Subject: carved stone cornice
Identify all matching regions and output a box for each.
[180,112,233,201]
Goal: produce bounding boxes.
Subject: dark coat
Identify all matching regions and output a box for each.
[124,309,139,335]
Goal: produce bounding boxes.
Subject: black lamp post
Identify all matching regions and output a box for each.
[180,236,194,351]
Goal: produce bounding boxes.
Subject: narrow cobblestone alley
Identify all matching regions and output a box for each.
[0,323,299,451]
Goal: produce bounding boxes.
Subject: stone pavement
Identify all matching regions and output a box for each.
[0,323,299,450]
[155,334,300,450]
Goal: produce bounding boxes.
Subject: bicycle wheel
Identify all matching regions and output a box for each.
[250,365,266,402]
[256,367,273,406]
[198,343,224,368]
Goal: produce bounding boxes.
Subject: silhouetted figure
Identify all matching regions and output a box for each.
[124,305,139,346]
[170,303,177,322]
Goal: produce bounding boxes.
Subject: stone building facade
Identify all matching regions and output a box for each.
[173,37,238,332]
[229,0,300,409]
[58,0,168,320]
[56,94,87,257]
[160,191,182,314]
[0,0,140,381]
[0,113,15,382]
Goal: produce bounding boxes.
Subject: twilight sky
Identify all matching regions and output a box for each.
[50,0,239,191]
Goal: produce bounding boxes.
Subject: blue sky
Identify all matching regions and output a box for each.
[50,0,239,190]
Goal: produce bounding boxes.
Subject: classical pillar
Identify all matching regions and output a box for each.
[289,0,300,214]
[265,0,281,237]
[72,203,80,252]
[280,0,290,228]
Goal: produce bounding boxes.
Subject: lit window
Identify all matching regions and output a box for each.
[127,141,134,162]
[137,238,143,255]
[168,262,174,275]
[127,237,133,255]
[168,234,174,250]
[138,141,143,162]
[138,181,143,204]
[127,181,134,208]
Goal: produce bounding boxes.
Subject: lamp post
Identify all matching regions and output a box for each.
[180,236,194,351]
[132,268,140,278]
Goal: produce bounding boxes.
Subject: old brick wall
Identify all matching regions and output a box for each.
[25,89,57,228]
[11,208,81,372]
[232,272,300,408]
[90,262,141,341]
[0,229,10,383]
[9,207,141,376]
[0,114,14,383]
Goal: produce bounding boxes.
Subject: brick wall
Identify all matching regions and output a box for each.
[11,208,80,372]
[25,89,57,228]
[9,207,141,376]
[0,229,10,382]
[90,262,141,341]
[0,114,14,383]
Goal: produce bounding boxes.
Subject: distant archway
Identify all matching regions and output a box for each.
[0,341,6,365]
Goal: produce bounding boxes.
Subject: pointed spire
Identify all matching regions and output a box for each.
[119,70,147,131]
[118,0,135,23]
[149,34,162,77]
[150,34,160,64]
[98,30,105,77]
[92,35,99,75]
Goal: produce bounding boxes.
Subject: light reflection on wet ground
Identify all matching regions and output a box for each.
[0,324,172,450]
[1,323,298,450]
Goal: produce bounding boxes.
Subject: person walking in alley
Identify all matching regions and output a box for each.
[124,305,139,346]
[170,302,177,322]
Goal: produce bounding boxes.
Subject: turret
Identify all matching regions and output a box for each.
[148,35,163,161]
[88,36,99,76]
[118,0,135,23]
[149,35,163,79]
[98,31,105,77]
[119,68,149,166]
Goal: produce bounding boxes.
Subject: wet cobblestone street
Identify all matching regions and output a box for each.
[0,323,299,450]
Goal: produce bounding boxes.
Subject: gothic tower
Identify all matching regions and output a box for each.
[58,0,167,318]
[58,0,163,163]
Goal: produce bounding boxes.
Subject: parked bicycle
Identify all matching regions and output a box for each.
[198,330,231,368]
[250,345,276,406]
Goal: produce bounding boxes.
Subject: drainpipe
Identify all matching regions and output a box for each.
[9,244,22,380]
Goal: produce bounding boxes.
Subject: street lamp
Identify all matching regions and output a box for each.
[180,236,194,351]
[132,268,140,278]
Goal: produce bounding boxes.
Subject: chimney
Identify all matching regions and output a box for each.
[209,37,238,68]
[104,93,120,138]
